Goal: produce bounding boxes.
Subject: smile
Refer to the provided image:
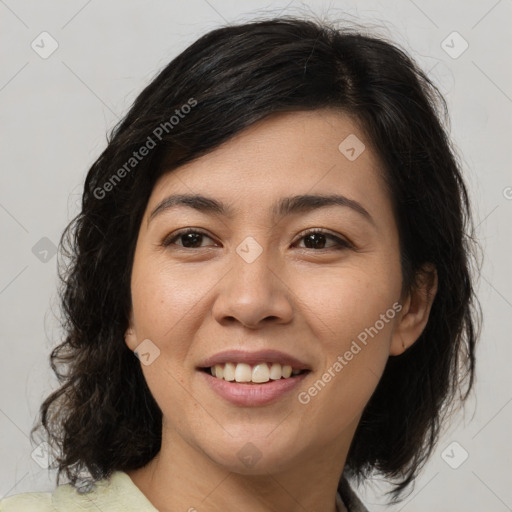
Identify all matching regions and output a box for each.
[202,362,308,383]
[199,367,310,407]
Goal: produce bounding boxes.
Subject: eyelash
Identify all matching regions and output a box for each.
[160,227,353,251]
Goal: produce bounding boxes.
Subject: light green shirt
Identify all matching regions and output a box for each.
[0,471,156,511]
[1,470,364,511]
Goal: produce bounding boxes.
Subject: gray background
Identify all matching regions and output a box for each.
[1,1,511,511]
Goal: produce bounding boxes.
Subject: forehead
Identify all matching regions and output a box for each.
[147,109,390,221]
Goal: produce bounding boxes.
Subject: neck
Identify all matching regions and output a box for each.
[126,423,355,512]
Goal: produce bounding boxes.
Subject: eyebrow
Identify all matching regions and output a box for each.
[148,193,375,227]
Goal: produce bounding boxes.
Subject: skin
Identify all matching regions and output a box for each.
[124,109,437,512]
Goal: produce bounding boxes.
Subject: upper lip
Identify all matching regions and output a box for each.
[198,349,311,371]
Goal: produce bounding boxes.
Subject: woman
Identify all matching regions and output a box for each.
[1,15,480,512]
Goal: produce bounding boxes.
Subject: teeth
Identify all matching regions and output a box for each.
[223,362,235,381]
[234,363,252,382]
[210,362,303,383]
[252,363,270,383]
[269,363,282,380]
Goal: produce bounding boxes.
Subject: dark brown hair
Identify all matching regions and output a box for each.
[31,15,481,504]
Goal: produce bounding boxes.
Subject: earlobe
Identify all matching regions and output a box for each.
[124,327,137,351]
[390,264,438,356]
[124,313,137,351]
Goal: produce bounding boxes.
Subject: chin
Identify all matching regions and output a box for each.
[197,430,306,475]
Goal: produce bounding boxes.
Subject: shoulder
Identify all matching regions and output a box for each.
[1,471,157,512]
[0,491,54,511]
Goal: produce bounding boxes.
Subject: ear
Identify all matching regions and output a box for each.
[124,310,138,351]
[390,263,438,356]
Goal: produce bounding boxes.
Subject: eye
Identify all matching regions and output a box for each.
[161,228,217,249]
[161,228,353,250]
[294,228,352,250]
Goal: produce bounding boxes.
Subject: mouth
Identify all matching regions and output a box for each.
[198,363,311,384]
[198,363,311,407]
[196,349,312,385]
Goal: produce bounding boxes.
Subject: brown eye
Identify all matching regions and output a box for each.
[161,229,216,248]
[161,228,352,251]
[295,229,352,250]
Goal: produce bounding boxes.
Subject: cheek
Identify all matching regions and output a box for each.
[292,263,401,433]
[296,292,397,440]
[140,364,198,435]
[131,256,211,337]
[294,262,401,345]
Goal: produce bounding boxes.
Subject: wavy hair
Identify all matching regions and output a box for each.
[31,15,482,504]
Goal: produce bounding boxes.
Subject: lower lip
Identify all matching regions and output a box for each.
[199,370,309,407]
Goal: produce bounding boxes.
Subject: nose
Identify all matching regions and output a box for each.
[211,243,294,329]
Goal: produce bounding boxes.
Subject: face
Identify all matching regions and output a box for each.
[125,109,411,475]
